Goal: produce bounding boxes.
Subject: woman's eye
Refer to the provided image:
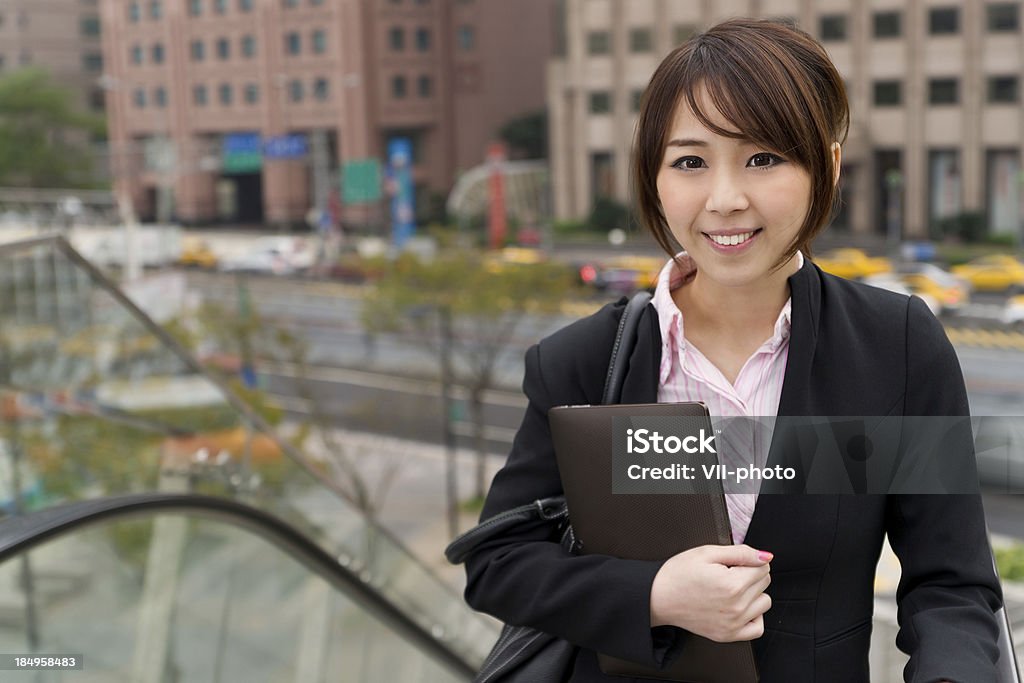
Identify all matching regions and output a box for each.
[672,156,705,170]
[748,153,783,168]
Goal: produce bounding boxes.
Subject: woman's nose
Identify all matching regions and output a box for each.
[704,169,750,216]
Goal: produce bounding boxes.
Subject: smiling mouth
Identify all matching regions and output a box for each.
[703,229,763,247]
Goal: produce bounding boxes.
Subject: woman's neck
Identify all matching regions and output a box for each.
[674,256,801,339]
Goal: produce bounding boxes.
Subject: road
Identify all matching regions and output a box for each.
[184,272,1024,538]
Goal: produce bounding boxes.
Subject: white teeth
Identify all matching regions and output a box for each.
[709,231,755,246]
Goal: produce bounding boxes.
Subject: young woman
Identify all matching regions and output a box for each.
[464,18,1002,682]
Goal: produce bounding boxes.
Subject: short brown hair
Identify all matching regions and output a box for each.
[632,18,849,265]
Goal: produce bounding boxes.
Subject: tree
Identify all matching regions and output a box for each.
[0,68,106,188]
[364,251,573,535]
[499,110,548,160]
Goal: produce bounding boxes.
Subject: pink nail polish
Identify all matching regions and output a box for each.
[758,551,774,562]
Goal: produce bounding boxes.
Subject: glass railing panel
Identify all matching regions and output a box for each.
[0,236,498,669]
[0,513,465,682]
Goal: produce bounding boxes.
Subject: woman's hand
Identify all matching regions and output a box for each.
[650,544,773,642]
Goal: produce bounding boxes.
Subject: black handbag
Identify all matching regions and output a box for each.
[445,291,652,683]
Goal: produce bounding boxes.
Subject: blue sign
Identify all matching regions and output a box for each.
[387,138,415,249]
[264,134,308,160]
[223,132,261,154]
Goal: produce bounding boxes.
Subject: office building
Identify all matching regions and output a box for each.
[99,0,554,226]
[549,0,1024,239]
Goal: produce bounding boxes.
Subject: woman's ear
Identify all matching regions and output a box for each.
[831,142,842,188]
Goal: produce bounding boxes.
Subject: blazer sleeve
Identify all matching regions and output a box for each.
[886,295,1003,683]
[463,340,683,669]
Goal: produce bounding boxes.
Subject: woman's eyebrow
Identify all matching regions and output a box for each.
[665,138,707,148]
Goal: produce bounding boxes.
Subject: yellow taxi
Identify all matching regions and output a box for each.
[178,238,218,269]
[483,247,546,273]
[813,248,892,280]
[895,263,970,313]
[951,254,1024,292]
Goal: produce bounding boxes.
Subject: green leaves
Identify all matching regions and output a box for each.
[0,68,105,187]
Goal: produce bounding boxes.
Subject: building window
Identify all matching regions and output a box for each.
[82,52,103,72]
[928,149,962,224]
[629,28,652,52]
[417,74,431,97]
[631,89,644,112]
[283,0,299,6]
[591,152,614,199]
[214,0,226,13]
[241,35,256,57]
[929,77,959,104]
[987,3,1020,32]
[154,86,167,107]
[151,43,164,63]
[193,84,208,105]
[80,16,101,36]
[219,83,232,105]
[244,83,259,104]
[311,0,325,5]
[873,11,901,38]
[189,0,201,16]
[149,0,161,20]
[589,91,612,114]
[191,40,205,61]
[129,2,140,22]
[389,27,404,51]
[415,27,431,51]
[587,31,610,55]
[313,29,326,54]
[873,80,902,106]
[457,25,475,50]
[928,7,959,35]
[314,77,329,100]
[216,37,230,59]
[131,44,144,64]
[987,150,1021,234]
[133,88,146,107]
[286,32,301,54]
[239,0,253,10]
[392,75,407,98]
[820,14,847,41]
[988,75,1019,103]
[673,23,698,44]
[289,79,304,102]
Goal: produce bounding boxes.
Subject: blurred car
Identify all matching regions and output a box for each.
[1002,294,1024,328]
[894,262,970,314]
[219,237,313,276]
[177,238,218,269]
[862,274,940,317]
[578,254,664,294]
[814,248,892,280]
[951,254,1024,292]
[483,246,546,273]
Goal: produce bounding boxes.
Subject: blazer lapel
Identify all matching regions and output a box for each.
[743,259,823,545]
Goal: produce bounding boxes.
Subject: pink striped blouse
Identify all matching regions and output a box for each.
[650,251,800,544]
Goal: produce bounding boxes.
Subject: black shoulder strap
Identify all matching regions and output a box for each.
[601,291,652,405]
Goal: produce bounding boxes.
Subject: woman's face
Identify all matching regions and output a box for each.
[655,87,812,289]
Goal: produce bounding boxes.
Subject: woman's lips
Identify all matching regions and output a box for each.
[703,228,763,252]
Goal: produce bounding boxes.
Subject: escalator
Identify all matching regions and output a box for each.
[0,493,473,681]
[0,234,498,680]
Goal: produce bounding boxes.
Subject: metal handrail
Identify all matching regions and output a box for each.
[0,492,476,679]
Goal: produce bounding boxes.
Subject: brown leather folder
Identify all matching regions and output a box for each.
[547,402,759,683]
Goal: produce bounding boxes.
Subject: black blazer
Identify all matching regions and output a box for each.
[464,259,1004,682]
